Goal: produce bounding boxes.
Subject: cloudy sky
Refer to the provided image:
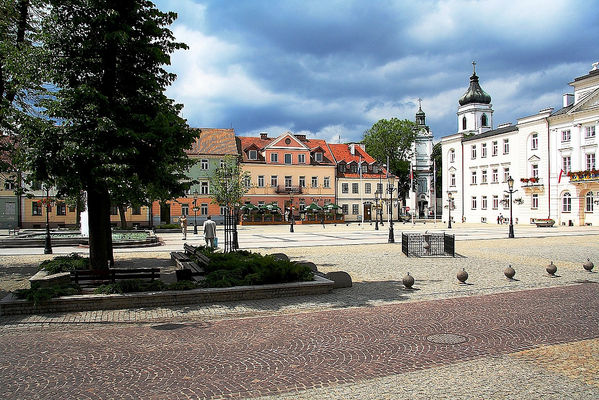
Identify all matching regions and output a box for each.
[154,0,599,143]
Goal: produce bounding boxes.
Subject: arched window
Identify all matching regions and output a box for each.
[481,113,488,127]
[586,191,594,213]
[462,116,467,130]
[562,192,571,212]
[449,149,455,163]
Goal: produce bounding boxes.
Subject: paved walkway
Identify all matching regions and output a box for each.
[1,283,598,399]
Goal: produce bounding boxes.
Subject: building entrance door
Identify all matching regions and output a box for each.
[364,204,372,221]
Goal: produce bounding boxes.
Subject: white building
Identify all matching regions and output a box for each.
[441,61,599,227]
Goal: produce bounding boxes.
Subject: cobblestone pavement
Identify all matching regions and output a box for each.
[1,283,598,399]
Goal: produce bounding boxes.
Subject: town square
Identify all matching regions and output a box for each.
[1,0,599,399]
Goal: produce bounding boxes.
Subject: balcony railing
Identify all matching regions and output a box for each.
[274,185,303,194]
[569,170,599,183]
[520,177,543,187]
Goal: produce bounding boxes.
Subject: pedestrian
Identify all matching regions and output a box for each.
[180,215,188,240]
[203,215,217,248]
[499,213,504,224]
[497,215,500,224]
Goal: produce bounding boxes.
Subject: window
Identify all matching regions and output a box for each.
[365,183,371,194]
[201,159,209,170]
[352,204,359,215]
[449,149,455,163]
[248,150,257,160]
[32,202,42,216]
[314,152,323,162]
[342,183,348,194]
[481,196,487,210]
[531,133,538,150]
[562,156,571,173]
[258,175,265,187]
[503,139,509,154]
[342,204,348,215]
[492,169,499,183]
[323,176,330,188]
[271,176,278,187]
[299,176,305,187]
[243,176,251,189]
[298,154,306,164]
[132,206,141,215]
[110,205,118,215]
[299,200,305,211]
[562,193,571,212]
[586,192,594,213]
[376,183,383,193]
[462,116,467,130]
[201,203,208,215]
[532,164,539,178]
[471,171,477,184]
[586,126,596,138]
[338,163,346,173]
[3,180,15,190]
[481,113,488,127]
[220,159,225,168]
[587,153,596,170]
[56,203,66,216]
[311,176,318,188]
[481,143,487,158]
[492,195,499,210]
[492,141,498,156]
[200,181,209,195]
[284,154,292,164]
[471,145,477,159]
[352,183,359,194]
[270,153,278,163]
[471,196,477,210]
[561,129,571,142]
[5,202,15,215]
[181,204,189,216]
[450,173,456,187]
[481,170,488,184]
[285,176,292,188]
[503,168,510,182]
[532,194,539,209]
[220,206,227,215]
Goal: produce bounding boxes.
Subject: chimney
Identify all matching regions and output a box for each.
[350,143,356,155]
[295,134,307,141]
[563,94,574,108]
[260,132,268,140]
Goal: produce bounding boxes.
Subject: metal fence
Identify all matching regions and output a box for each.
[223,207,239,253]
[401,232,455,257]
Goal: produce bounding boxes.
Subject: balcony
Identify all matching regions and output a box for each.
[520,177,543,188]
[569,170,599,184]
[274,185,303,194]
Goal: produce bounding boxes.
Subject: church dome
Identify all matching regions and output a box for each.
[458,68,491,106]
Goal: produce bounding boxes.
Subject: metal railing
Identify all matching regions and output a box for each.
[401,232,455,257]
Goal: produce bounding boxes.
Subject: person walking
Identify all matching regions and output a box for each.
[203,215,217,248]
[180,215,188,240]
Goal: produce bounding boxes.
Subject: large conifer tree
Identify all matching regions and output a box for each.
[24,0,195,268]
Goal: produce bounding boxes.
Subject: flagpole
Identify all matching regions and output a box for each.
[433,159,437,224]
[359,155,363,225]
[411,163,414,225]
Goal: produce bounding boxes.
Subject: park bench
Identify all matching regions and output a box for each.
[70,268,160,286]
[171,251,190,263]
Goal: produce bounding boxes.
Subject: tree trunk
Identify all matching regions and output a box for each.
[87,185,111,270]
[118,204,127,229]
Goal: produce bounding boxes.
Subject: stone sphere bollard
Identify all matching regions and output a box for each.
[583,258,594,272]
[504,265,516,280]
[546,261,557,276]
[402,272,415,289]
[457,268,468,284]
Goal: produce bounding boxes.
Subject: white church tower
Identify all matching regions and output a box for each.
[457,61,494,134]
[408,99,434,218]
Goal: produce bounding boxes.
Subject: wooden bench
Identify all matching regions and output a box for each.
[183,244,211,267]
[8,228,20,236]
[171,252,190,263]
[71,268,160,285]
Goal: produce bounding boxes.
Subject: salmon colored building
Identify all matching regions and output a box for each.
[238,132,337,220]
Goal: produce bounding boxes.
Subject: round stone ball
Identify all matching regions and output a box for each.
[504,265,516,279]
[583,259,594,272]
[546,261,557,276]
[402,272,415,289]
[457,268,468,283]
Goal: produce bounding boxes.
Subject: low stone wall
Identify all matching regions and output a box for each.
[0,276,334,316]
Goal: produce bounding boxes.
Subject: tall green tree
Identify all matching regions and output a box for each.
[208,155,251,209]
[362,118,417,198]
[431,142,442,197]
[23,0,195,269]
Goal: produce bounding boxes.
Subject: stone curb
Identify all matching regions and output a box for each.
[0,275,335,316]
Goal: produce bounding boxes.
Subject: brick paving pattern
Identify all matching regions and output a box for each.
[1,283,598,399]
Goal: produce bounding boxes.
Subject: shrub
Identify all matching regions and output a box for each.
[93,279,166,294]
[15,284,82,305]
[167,280,200,291]
[156,223,180,229]
[38,253,90,275]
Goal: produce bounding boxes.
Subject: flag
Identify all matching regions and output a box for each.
[558,169,564,183]
[410,163,414,191]
[358,156,362,178]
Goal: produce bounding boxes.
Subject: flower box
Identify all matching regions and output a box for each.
[533,218,555,227]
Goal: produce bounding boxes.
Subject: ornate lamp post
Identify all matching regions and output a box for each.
[447,192,453,229]
[387,177,395,243]
[43,186,53,254]
[374,191,379,231]
[505,176,516,238]
[289,204,295,232]
[193,190,199,235]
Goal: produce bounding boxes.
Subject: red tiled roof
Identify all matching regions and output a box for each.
[238,133,335,165]
[329,143,377,164]
[186,128,238,156]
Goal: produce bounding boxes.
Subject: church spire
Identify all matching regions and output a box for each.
[458,61,492,106]
[416,98,426,126]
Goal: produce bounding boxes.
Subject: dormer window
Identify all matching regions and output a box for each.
[248,150,257,160]
[338,164,345,173]
[314,152,323,162]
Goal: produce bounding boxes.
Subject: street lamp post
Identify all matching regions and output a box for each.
[374,191,379,231]
[387,179,395,243]
[44,186,53,254]
[193,190,198,234]
[505,176,516,238]
[447,192,453,229]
